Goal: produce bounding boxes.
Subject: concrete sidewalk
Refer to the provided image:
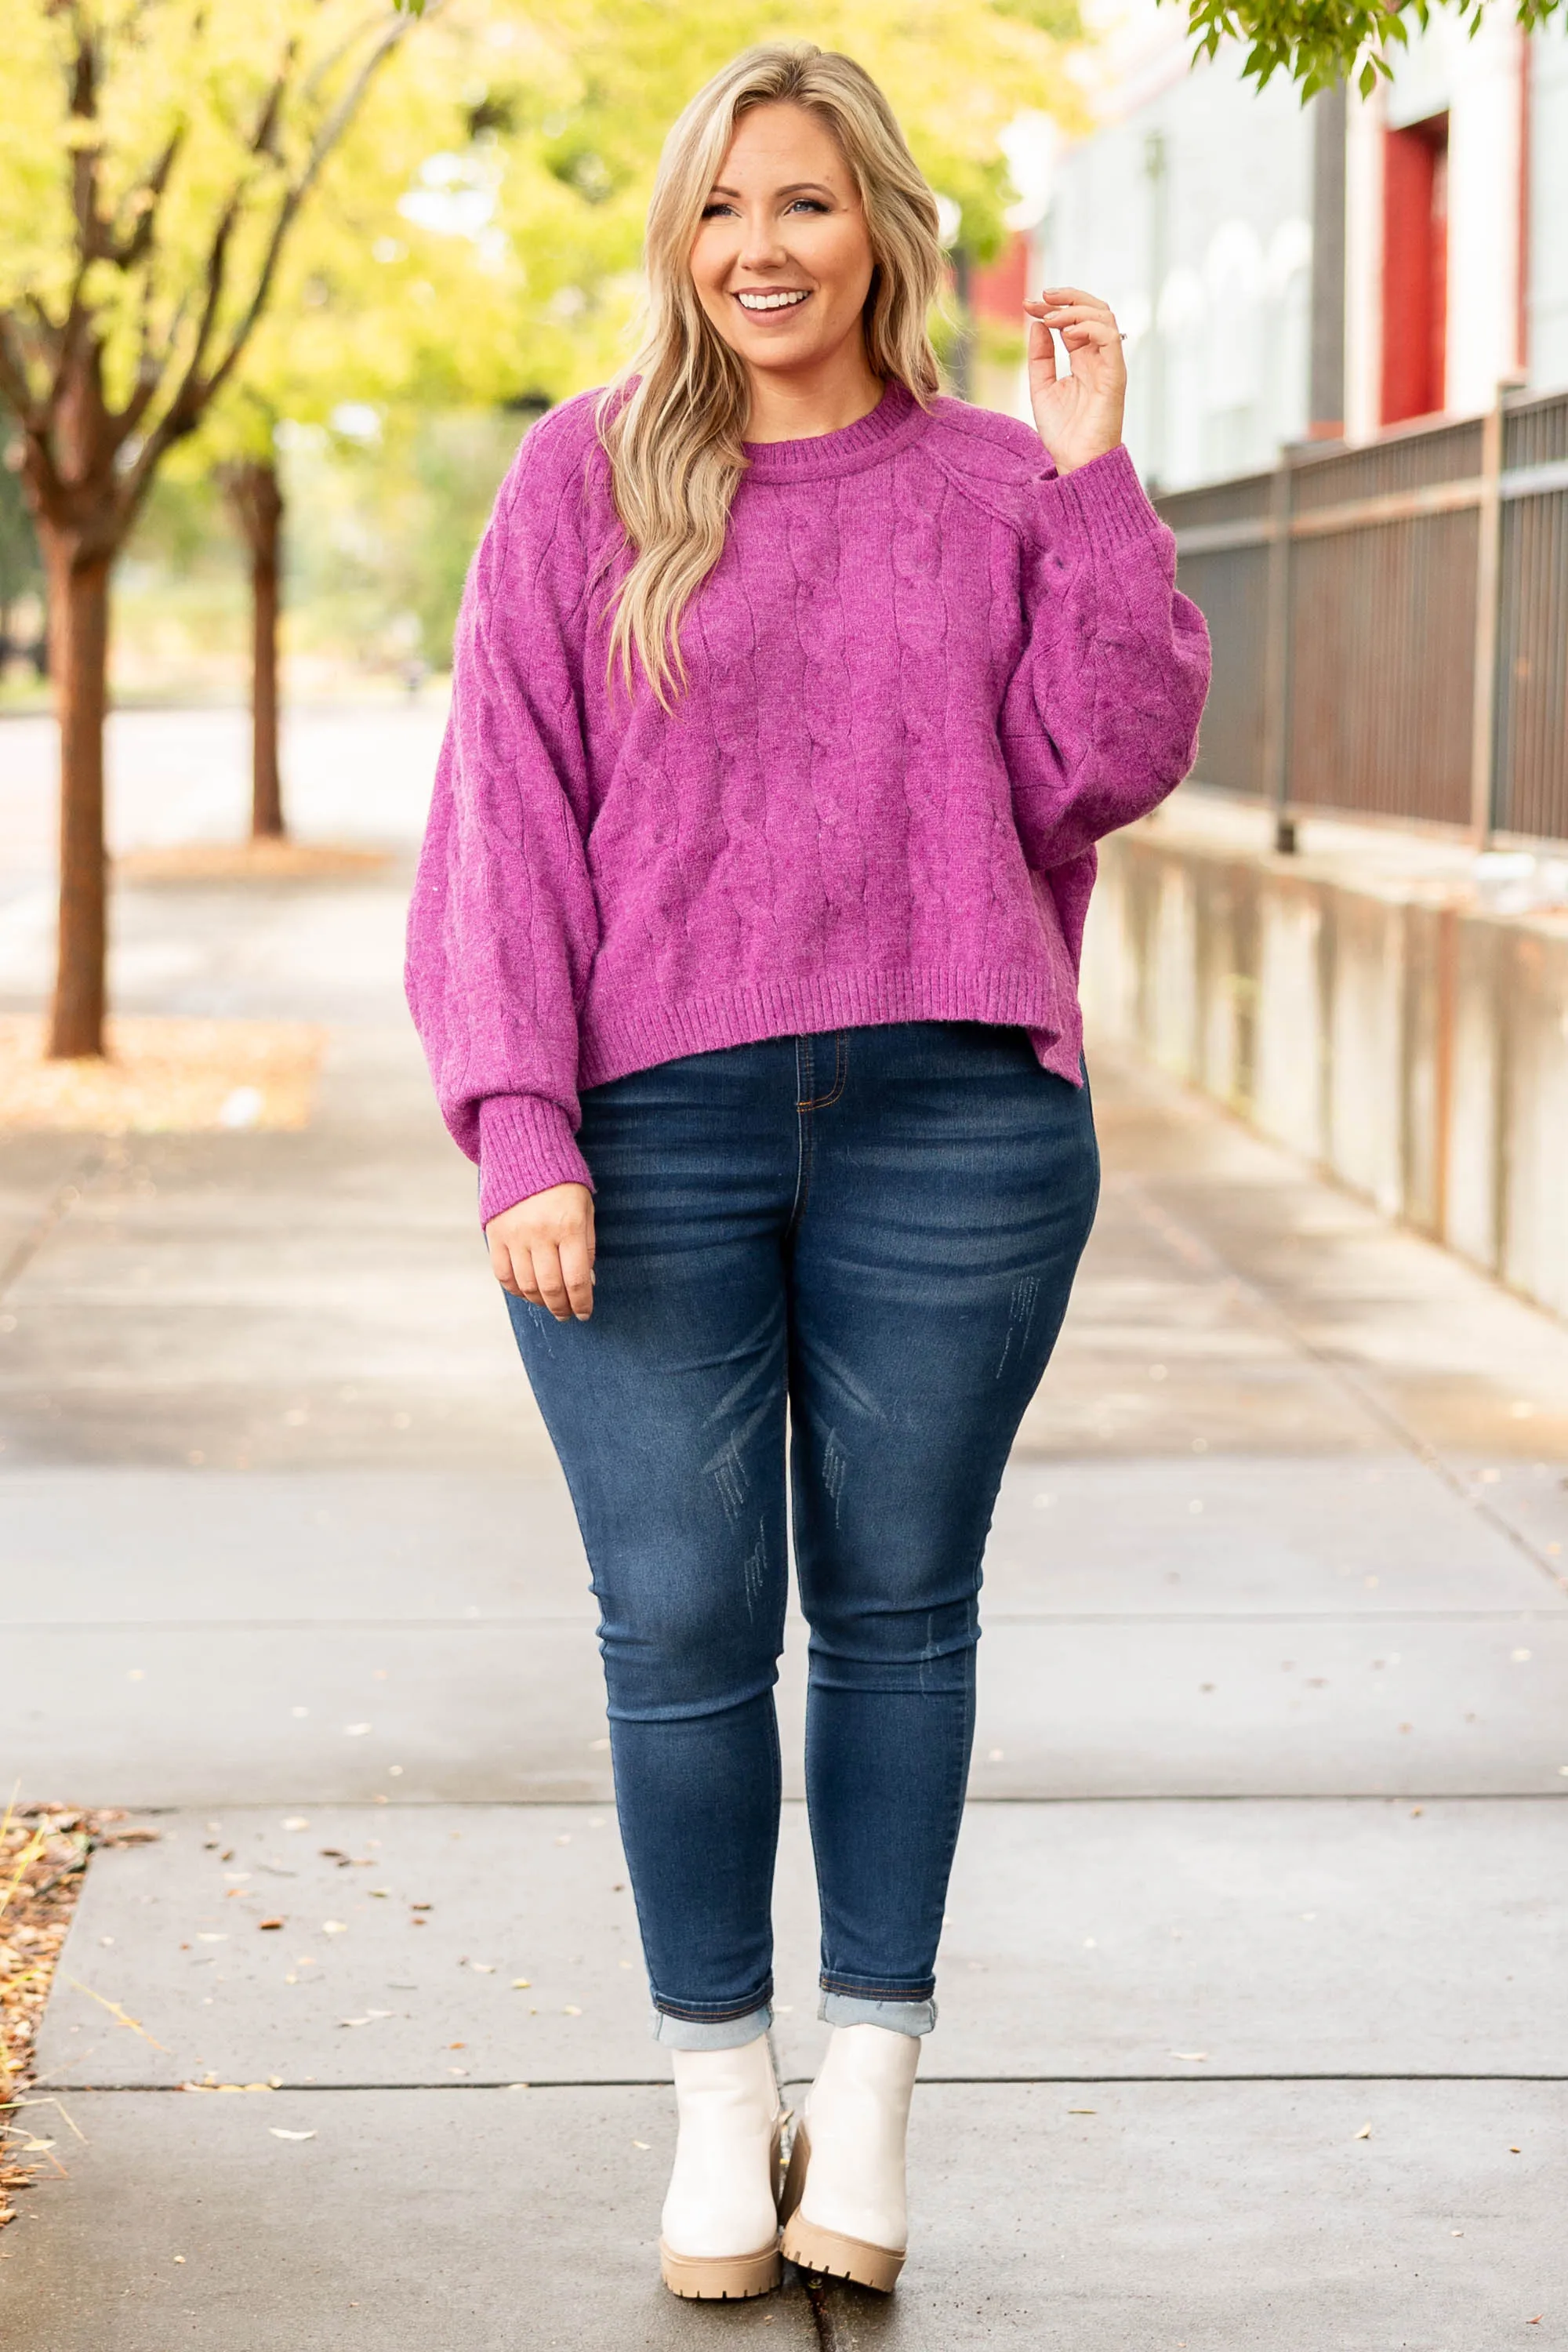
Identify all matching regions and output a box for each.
[2,783,1566,2347]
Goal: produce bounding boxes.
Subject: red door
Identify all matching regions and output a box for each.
[1381,112,1449,424]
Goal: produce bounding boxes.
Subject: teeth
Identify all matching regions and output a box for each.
[736,290,810,311]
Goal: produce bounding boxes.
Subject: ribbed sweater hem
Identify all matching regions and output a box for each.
[577,963,1082,1091]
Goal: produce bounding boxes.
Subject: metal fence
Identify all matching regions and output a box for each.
[1156,384,1568,848]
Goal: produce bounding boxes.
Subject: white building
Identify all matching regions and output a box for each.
[1032,0,1568,488]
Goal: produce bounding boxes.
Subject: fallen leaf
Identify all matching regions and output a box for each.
[470,1963,495,1974]
[512,1979,531,1990]
[321,1922,347,1936]
[258,1918,285,1932]
[269,2129,315,2142]
[195,1933,227,1944]
[1067,2107,1096,2115]
[631,2140,651,2149]
[1353,2123,1371,2140]
[563,2005,583,2016]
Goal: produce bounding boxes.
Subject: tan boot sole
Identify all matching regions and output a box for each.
[778,2122,906,2293]
[659,2110,789,2299]
[659,2238,782,2299]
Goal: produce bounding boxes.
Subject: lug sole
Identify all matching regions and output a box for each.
[659,2238,783,2299]
[659,2110,790,2299]
[778,2121,906,2294]
[780,2212,906,2294]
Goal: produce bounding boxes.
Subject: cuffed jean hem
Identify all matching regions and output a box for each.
[818,1991,938,2037]
[651,2002,774,2051]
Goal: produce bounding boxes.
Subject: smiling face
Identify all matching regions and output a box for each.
[688,102,878,394]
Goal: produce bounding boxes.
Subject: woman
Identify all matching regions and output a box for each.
[408,41,1208,2302]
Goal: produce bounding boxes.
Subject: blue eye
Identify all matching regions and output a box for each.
[786,198,828,214]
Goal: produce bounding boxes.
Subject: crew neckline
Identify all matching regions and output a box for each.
[740,378,931,483]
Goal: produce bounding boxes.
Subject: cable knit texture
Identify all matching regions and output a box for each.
[405,379,1210,1222]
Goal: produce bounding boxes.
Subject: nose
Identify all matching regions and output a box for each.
[736,204,790,276]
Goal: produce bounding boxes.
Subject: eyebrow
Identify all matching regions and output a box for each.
[706,180,838,200]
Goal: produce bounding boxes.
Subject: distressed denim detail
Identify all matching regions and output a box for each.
[506,1022,1098,2035]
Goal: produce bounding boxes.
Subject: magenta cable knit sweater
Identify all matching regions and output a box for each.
[406,379,1210,1222]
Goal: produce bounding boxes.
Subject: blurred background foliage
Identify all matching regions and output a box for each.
[0,0,1080,706]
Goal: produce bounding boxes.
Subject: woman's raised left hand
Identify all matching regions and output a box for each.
[1024,286,1127,478]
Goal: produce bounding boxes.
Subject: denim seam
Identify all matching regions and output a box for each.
[796,1030,848,1111]
[788,1038,815,1235]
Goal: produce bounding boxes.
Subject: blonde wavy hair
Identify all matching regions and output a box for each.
[597,43,944,706]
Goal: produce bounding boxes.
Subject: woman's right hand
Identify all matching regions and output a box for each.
[486,1183,596,1321]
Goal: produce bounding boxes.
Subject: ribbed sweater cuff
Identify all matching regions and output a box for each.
[477,1094,594,1225]
[1044,442,1163,549]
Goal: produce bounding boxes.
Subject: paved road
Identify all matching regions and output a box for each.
[2,708,1566,2347]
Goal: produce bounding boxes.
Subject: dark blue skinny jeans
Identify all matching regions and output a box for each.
[505,1022,1098,2049]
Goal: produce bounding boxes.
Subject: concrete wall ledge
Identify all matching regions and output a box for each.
[1082,795,1568,1320]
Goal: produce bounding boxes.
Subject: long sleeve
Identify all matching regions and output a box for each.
[405,416,602,1225]
[1000,443,1211,968]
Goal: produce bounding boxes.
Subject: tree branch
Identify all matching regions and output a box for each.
[84,2,432,527]
[107,128,184,271]
[194,6,425,410]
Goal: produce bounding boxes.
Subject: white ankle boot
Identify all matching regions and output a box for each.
[659,2035,786,2299]
[780,2022,920,2292]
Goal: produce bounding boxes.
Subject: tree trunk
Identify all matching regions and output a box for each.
[223,459,285,840]
[38,523,111,1059]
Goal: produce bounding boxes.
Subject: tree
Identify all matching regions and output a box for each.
[218,440,286,837]
[190,25,522,839]
[1174,0,1566,98]
[0,1,426,1058]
